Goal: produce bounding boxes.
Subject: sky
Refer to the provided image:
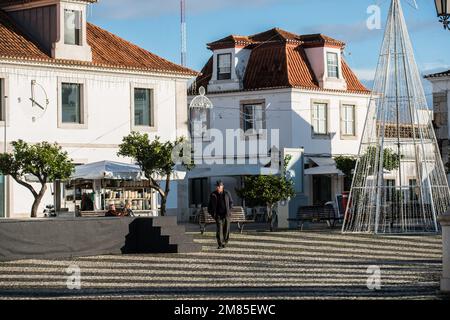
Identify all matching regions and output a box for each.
[88,0,450,96]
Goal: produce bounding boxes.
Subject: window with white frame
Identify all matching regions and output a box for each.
[327,52,339,78]
[61,83,82,124]
[341,104,356,136]
[64,9,82,45]
[0,78,4,121]
[134,88,154,127]
[312,102,328,135]
[217,53,232,80]
[242,103,264,132]
[190,108,210,138]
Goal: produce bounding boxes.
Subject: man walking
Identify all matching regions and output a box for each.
[208,181,234,249]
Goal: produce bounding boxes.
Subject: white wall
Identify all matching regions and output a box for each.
[190,88,370,159]
[291,89,369,156]
[0,61,191,218]
[188,88,370,207]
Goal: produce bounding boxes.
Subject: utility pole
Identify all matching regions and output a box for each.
[180,0,187,66]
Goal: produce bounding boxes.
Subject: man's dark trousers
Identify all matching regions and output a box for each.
[216,215,230,247]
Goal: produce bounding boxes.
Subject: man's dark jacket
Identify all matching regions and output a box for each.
[208,190,233,218]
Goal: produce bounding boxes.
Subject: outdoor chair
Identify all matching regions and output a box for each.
[288,204,339,230]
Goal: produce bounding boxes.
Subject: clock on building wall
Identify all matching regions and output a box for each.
[29,80,49,122]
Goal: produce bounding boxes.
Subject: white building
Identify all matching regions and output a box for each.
[188,28,371,224]
[0,0,197,218]
[425,69,450,180]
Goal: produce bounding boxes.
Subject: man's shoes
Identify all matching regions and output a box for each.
[217,244,225,249]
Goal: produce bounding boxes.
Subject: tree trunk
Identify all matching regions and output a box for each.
[267,203,274,232]
[31,184,47,218]
[159,174,171,217]
[160,195,167,217]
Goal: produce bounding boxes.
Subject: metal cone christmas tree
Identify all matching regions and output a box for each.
[342,0,450,234]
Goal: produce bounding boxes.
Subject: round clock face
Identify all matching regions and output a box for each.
[29,80,49,121]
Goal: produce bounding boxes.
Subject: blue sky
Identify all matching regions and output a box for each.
[88,0,450,90]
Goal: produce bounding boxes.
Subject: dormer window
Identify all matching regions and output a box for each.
[64,9,82,46]
[326,52,339,78]
[217,53,232,80]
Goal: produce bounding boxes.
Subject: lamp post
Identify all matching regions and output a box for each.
[435,0,450,30]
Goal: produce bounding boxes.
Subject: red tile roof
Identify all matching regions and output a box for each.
[208,28,346,50]
[425,69,450,79]
[0,0,97,7]
[0,10,198,76]
[195,28,369,95]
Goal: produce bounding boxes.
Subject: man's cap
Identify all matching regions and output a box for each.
[216,180,224,187]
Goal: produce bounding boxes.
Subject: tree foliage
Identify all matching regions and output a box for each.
[335,156,357,177]
[0,140,74,217]
[361,146,401,172]
[236,156,295,231]
[118,132,194,216]
[335,156,358,191]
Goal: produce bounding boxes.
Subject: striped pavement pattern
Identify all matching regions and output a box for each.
[0,229,446,300]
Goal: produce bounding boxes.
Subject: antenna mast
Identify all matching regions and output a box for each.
[181,0,187,66]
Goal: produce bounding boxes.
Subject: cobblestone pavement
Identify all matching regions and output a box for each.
[0,229,446,300]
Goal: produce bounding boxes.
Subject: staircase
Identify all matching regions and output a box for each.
[0,216,202,262]
[129,216,202,254]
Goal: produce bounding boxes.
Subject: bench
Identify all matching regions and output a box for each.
[288,204,339,230]
[79,211,106,217]
[199,206,255,234]
[79,211,153,217]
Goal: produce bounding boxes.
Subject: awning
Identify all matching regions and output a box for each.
[309,157,336,167]
[304,157,345,176]
[70,161,145,181]
[187,164,279,179]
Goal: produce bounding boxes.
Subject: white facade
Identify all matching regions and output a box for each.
[188,88,370,207]
[427,74,450,181]
[188,29,372,224]
[0,61,191,219]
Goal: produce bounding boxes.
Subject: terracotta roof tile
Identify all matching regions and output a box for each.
[0,10,198,76]
[286,45,319,88]
[208,28,346,50]
[243,43,288,90]
[342,60,370,93]
[194,55,213,91]
[193,28,369,95]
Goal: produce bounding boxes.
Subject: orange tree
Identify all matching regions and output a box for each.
[0,140,74,217]
[236,156,295,231]
[118,132,194,216]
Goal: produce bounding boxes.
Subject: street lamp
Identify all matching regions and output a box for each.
[435,0,450,30]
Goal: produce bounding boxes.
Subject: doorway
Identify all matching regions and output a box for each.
[313,175,332,205]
